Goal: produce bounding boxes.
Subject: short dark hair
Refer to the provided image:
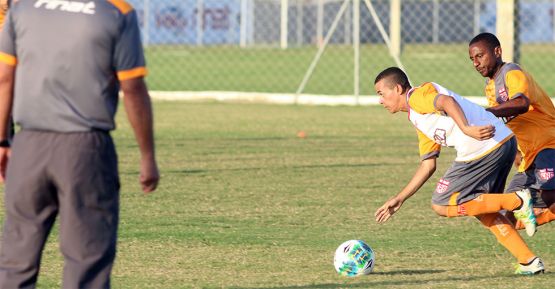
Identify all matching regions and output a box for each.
[469,32,500,50]
[374,67,411,92]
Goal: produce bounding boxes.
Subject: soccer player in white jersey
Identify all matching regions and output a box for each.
[373,67,544,275]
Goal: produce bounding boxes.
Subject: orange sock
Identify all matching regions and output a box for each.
[446,193,521,217]
[515,208,555,230]
[478,213,536,264]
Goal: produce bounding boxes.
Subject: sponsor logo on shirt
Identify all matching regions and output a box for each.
[34,0,95,14]
[538,168,555,181]
[436,178,450,194]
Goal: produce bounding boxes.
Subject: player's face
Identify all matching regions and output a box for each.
[469,41,501,79]
[375,79,402,114]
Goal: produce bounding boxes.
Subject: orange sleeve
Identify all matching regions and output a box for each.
[408,83,440,114]
[117,67,147,81]
[0,51,16,66]
[505,70,530,101]
[416,129,441,160]
[107,0,134,14]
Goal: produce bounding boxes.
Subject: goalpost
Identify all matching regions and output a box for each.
[496,0,518,63]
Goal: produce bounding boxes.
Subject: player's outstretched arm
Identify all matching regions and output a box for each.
[121,77,160,193]
[0,62,14,183]
[436,94,495,141]
[375,157,436,223]
[485,95,530,118]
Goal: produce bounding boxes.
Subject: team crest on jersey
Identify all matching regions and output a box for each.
[497,87,509,102]
[433,129,447,146]
[436,179,450,194]
[538,168,554,181]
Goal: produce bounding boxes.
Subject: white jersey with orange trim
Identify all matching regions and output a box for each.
[408,82,513,162]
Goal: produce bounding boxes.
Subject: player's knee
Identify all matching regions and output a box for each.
[431,204,448,217]
[476,213,496,228]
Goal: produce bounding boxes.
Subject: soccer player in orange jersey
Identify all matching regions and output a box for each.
[469,33,555,231]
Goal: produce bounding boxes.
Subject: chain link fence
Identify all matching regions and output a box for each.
[130,0,555,98]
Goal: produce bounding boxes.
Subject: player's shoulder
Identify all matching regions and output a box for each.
[500,63,528,85]
[408,82,440,113]
[105,0,134,15]
[410,82,438,99]
[498,62,524,79]
[504,62,523,71]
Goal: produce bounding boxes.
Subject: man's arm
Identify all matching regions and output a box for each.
[120,77,159,193]
[374,157,436,223]
[435,94,495,141]
[485,95,530,118]
[0,62,14,182]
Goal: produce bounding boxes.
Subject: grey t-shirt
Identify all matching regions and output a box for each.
[0,0,146,132]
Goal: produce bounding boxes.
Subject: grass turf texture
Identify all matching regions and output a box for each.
[145,44,555,97]
[1,101,555,288]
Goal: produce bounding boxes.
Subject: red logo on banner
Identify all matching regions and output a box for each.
[538,168,554,181]
[436,179,450,194]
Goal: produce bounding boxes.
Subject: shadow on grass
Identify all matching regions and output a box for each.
[371,269,446,275]
[230,270,555,289]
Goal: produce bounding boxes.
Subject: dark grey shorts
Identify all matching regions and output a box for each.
[505,148,555,208]
[432,137,516,206]
[0,130,120,287]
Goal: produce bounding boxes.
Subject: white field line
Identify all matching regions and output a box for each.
[149,91,553,106]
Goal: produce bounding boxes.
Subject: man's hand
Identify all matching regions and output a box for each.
[0,147,10,183]
[140,157,159,193]
[375,196,403,223]
[462,124,495,141]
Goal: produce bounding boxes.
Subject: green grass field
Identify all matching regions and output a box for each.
[5,101,554,288]
[145,43,555,97]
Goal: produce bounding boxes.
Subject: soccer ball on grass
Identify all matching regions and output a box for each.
[333,240,375,277]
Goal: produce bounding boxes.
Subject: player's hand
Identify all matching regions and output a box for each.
[140,157,159,194]
[463,124,495,141]
[0,147,10,183]
[375,196,403,224]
